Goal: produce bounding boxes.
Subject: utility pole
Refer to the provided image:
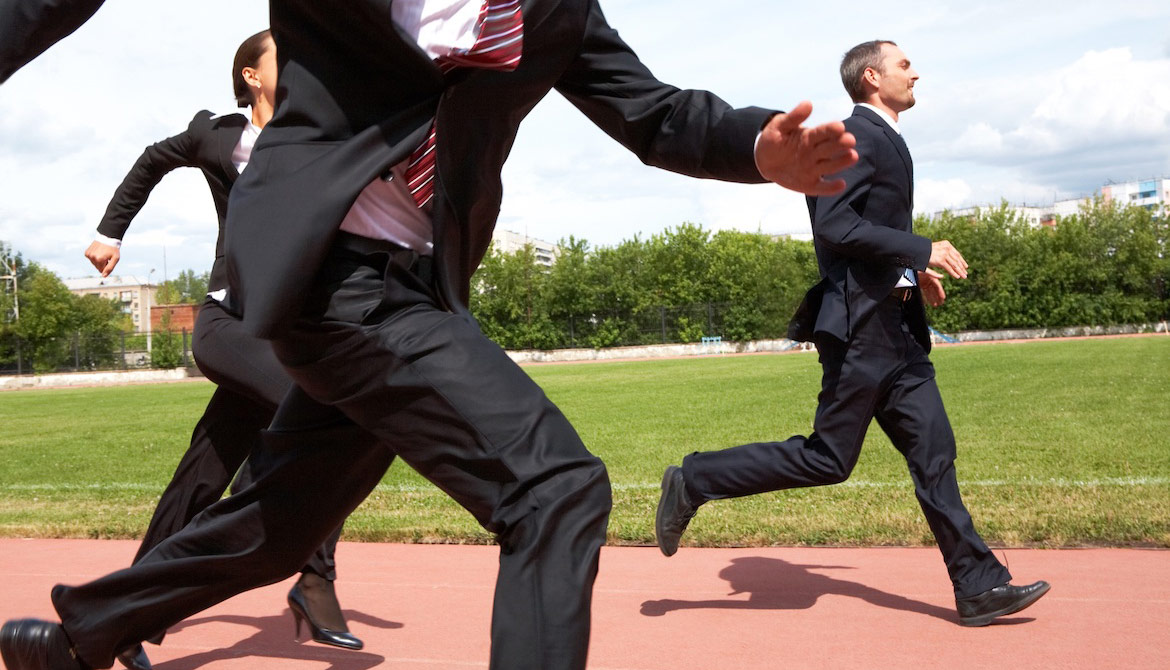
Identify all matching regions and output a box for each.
[1,253,17,321]
[2,253,20,375]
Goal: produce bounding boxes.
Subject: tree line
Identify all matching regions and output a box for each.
[918,201,1168,332]
[471,201,1168,349]
[3,201,1167,372]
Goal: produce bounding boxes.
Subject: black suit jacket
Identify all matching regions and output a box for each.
[789,105,933,350]
[226,0,776,337]
[0,0,105,83]
[98,110,248,293]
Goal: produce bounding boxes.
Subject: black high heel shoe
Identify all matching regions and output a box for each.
[288,576,364,650]
[116,643,152,670]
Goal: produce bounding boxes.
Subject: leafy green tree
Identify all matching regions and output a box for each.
[13,264,77,372]
[470,245,559,350]
[919,200,1168,332]
[150,310,184,369]
[157,269,210,305]
[707,230,818,341]
[542,237,592,347]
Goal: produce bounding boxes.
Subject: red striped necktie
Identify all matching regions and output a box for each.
[405,0,524,208]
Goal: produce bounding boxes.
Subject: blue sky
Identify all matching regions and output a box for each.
[1,0,1167,282]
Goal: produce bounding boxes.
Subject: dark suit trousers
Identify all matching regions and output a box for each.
[52,407,390,668]
[682,296,1011,598]
[133,299,343,580]
[266,242,612,670]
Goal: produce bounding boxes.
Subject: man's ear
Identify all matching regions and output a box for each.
[863,67,879,90]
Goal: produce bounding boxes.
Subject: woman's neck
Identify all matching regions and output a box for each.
[250,99,273,130]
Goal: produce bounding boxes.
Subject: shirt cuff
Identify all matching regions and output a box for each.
[94,233,122,248]
[753,130,765,179]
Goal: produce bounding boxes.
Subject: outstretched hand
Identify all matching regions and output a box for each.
[755,101,857,196]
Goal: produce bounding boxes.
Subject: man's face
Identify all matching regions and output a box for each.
[872,43,918,113]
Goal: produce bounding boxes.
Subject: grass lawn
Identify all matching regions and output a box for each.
[0,336,1167,548]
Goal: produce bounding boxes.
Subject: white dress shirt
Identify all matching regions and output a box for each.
[232,120,261,174]
[338,0,482,255]
[856,103,916,288]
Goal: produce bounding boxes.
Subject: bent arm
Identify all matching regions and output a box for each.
[810,129,930,269]
[95,113,207,242]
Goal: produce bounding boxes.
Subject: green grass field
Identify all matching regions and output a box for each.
[1,336,1167,548]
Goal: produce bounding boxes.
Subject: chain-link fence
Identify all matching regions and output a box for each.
[0,330,193,375]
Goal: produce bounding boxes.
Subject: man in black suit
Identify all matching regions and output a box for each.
[655,39,1051,628]
[0,2,857,669]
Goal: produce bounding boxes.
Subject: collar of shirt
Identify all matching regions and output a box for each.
[857,103,900,135]
[392,0,480,59]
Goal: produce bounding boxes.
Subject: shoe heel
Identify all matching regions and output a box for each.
[291,607,304,640]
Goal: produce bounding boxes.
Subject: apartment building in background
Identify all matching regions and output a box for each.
[491,228,559,266]
[931,175,1168,226]
[63,275,157,332]
[1102,177,1168,211]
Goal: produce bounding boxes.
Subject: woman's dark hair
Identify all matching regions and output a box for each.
[232,30,273,108]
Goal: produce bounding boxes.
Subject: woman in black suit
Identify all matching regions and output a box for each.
[83,30,368,669]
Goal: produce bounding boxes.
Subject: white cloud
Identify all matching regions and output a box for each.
[914,47,1170,207]
[915,178,973,214]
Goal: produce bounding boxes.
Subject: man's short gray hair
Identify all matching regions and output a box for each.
[840,40,896,103]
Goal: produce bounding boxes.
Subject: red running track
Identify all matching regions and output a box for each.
[1,539,1167,669]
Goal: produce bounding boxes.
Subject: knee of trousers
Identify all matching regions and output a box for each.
[494,457,612,542]
[821,459,855,486]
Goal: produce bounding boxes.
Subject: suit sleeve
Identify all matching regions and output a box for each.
[810,125,931,270]
[0,0,105,84]
[95,111,210,241]
[553,0,774,184]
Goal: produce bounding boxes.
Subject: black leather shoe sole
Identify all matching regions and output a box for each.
[959,582,1051,627]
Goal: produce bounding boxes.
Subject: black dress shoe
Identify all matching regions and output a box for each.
[0,619,85,670]
[655,465,702,557]
[956,580,1051,626]
[288,575,364,650]
[115,643,151,670]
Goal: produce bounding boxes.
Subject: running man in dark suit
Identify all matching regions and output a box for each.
[0,3,856,669]
[655,40,1051,627]
[82,31,371,669]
